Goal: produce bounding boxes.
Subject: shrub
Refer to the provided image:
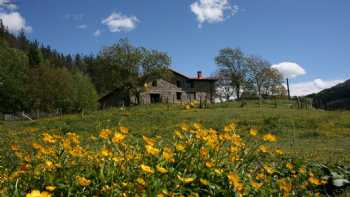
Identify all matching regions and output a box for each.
[72,71,99,112]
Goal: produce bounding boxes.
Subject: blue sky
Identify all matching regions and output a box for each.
[1,0,349,95]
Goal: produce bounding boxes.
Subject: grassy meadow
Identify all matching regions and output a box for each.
[1,100,349,164]
[1,100,350,196]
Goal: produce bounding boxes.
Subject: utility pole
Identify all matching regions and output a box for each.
[286,78,291,100]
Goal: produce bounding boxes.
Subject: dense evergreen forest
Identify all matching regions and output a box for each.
[312,79,350,110]
[0,19,171,114]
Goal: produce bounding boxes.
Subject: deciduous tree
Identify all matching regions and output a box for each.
[215,48,247,100]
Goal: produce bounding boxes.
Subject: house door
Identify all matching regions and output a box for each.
[150,94,161,103]
[188,92,196,101]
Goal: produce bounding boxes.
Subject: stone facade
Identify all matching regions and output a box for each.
[139,79,185,104]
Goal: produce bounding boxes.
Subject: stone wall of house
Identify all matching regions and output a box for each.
[183,80,216,103]
[140,79,187,104]
[139,78,216,104]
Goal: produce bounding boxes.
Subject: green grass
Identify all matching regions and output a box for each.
[1,100,350,166]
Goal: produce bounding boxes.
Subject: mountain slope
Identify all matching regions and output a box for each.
[313,79,350,110]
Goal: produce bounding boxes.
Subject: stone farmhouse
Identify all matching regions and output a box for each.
[98,69,217,108]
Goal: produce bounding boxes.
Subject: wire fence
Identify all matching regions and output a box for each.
[0,110,64,121]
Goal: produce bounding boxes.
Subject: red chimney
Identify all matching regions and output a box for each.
[197,71,203,79]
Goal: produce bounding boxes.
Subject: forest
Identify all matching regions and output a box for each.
[0,19,171,114]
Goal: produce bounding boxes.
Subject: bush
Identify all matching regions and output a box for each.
[72,71,99,112]
[0,45,28,113]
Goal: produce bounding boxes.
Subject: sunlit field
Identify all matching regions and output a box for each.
[1,100,350,196]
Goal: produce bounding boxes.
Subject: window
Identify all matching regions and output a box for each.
[190,81,194,88]
[176,92,182,100]
[176,81,181,88]
[152,80,157,87]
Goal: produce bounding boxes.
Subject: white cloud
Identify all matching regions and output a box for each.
[64,13,84,21]
[287,79,344,96]
[102,11,139,32]
[190,0,238,27]
[76,24,88,29]
[0,11,32,33]
[93,29,101,37]
[271,62,306,79]
[0,0,17,10]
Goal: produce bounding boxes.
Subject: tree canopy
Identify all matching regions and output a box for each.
[215,48,285,101]
[0,22,171,114]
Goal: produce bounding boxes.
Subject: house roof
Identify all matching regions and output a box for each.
[98,87,126,102]
[169,69,217,81]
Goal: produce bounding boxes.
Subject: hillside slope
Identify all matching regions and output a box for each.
[312,79,350,110]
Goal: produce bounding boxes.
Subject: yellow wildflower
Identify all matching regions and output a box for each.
[31,143,42,150]
[193,122,202,130]
[99,129,112,139]
[251,180,263,190]
[45,185,56,192]
[69,146,84,157]
[145,145,160,156]
[100,148,112,157]
[308,176,321,185]
[227,172,244,193]
[263,133,277,142]
[101,185,111,193]
[66,132,80,144]
[143,135,156,146]
[299,167,306,174]
[11,143,19,152]
[162,148,175,162]
[175,144,186,152]
[275,148,284,156]
[263,165,274,174]
[200,147,208,158]
[230,155,240,162]
[205,161,215,168]
[76,176,91,187]
[42,133,56,144]
[112,132,126,144]
[119,127,129,134]
[26,190,51,197]
[249,128,257,137]
[277,178,292,196]
[200,178,209,186]
[256,172,265,180]
[258,145,268,153]
[136,178,146,186]
[214,168,224,175]
[229,145,239,153]
[300,181,309,190]
[180,123,189,131]
[140,164,154,174]
[177,175,195,184]
[286,163,294,170]
[45,161,55,170]
[224,122,236,133]
[175,130,184,139]
[156,165,168,174]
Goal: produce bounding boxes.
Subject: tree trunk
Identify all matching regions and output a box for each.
[235,85,240,100]
[136,92,141,105]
